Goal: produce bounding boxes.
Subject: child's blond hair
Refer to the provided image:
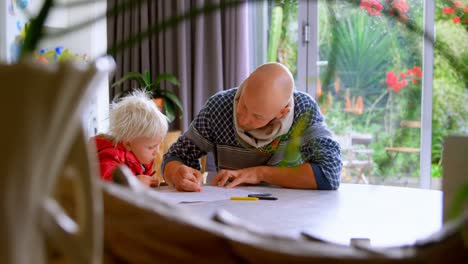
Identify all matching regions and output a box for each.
[109,90,168,144]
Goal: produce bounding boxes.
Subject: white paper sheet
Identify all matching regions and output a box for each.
[151,186,252,204]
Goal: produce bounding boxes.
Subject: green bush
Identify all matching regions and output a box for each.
[432,20,468,168]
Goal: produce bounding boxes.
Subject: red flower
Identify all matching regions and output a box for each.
[400,79,407,87]
[443,7,455,14]
[464,7,468,13]
[453,1,463,8]
[414,67,422,77]
[405,66,422,84]
[385,66,422,92]
[454,16,461,23]
[386,71,405,92]
[393,80,405,93]
[360,0,383,16]
[388,0,410,21]
[386,71,398,87]
[410,66,422,77]
[393,0,409,13]
[385,68,419,92]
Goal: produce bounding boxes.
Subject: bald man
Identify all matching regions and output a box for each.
[162,63,342,192]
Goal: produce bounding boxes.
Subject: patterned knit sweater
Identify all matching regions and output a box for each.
[162,88,342,190]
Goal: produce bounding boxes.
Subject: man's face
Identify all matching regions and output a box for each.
[236,93,276,131]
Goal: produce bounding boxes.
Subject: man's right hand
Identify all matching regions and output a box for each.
[165,161,203,192]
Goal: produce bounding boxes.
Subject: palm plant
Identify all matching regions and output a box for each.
[322,12,393,97]
[111,71,183,123]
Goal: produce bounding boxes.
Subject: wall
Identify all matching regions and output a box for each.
[1,0,110,137]
[0,2,5,60]
[0,0,29,62]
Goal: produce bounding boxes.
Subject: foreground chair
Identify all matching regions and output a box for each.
[0,57,114,264]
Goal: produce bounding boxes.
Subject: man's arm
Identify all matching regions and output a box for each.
[164,160,203,191]
[212,163,318,189]
[162,94,219,191]
[259,163,317,188]
[296,92,342,190]
[301,137,342,190]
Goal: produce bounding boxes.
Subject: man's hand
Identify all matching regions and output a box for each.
[211,167,262,188]
[136,174,160,188]
[165,162,203,192]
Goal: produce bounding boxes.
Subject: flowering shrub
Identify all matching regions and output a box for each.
[359,0,410,21]
[442,1,468,24]
[317,78,364,116]
[385,66,422,92]
[359,0,383,16]
[388,0,410,21]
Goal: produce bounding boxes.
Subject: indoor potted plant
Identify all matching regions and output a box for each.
[111,70,183,123]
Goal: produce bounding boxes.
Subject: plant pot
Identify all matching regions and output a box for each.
[153,97,164,111]
[0,57,114,264]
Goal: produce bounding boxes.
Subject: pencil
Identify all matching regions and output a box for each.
[202,172,208,184]
[230,196,259,201]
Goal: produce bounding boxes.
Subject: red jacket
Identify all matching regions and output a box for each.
[92,135,154,181]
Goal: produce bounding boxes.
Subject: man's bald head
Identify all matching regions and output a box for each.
[242,62,294,106]
[236,63,294,131]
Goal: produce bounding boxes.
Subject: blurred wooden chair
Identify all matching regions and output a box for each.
[385,120,421,154]
[384,120,421,185]
[153,130,207,183]
[153,130,181,182]
[341,133,374,184]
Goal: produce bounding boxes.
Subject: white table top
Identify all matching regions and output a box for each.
[158,183,442,247]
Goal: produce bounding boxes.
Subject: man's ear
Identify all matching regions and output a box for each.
[275,106,290,119]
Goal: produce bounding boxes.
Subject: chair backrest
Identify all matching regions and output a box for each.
[0,57,114,264]
[154,130,182,181]
[442,135,468,223]
[400,120,421,128]
[384,121,421,153]
[350,133,372,146]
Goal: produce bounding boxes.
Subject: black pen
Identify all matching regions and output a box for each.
[256,196,278,200]
[248,193,272,197]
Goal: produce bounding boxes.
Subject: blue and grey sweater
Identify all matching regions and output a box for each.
[162,88,342,190]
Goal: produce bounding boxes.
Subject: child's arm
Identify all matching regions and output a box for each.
[136,174,160,188]
[97,150,123,181]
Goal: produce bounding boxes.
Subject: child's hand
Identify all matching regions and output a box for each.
[136,174,160,188]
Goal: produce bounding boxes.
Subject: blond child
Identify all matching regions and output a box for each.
[92,90,168,187]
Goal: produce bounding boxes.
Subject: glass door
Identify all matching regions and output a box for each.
[248,0,304,87]
[317,0,425,187]
[248,0,444,189]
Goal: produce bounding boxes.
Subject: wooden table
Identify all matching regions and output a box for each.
[162,183,442,247]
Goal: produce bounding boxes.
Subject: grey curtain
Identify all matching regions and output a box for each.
[107,0,250,130]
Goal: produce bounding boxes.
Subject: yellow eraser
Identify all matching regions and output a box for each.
[230,196,259,201]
